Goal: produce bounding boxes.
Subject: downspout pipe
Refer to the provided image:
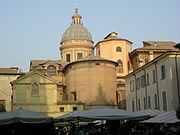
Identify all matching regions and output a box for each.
[142,67,148,109]
[133,73,138,111]
[154,62,160,110]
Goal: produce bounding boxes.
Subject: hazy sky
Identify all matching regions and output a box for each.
[0,0,179,72]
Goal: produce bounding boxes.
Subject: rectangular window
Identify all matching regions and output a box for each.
[152,70,156,83]
[136,78,140,89]
[0,100,6,112]
[162,91,167,111]
[146,73,150,85]
[77,53,83,60]
[132,100,135,112]
[138,99,141,111]
[143,97,147,109]
[154,94,158,109]
[73,107,78,111]
[161,65,166,80]
[66,54,70,62]
[141,75,146,88]
[60,107,64,112]
[148,96,151,108]
[130,80,134,92]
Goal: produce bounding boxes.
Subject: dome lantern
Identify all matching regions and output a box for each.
[61,8,93,42]
[71,8,82,25]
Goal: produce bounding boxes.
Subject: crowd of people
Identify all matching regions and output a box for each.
[54,120,180,135]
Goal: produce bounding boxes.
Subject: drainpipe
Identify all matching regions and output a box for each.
[133,73,138,111]
[142,67,148,109]
[154,62,160,110]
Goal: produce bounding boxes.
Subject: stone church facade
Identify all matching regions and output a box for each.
[11,9,125,117]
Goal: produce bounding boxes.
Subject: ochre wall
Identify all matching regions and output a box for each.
[65,61,117,110]
[12,72,84,117]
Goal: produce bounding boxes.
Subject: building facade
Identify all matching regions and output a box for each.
[125,51,180,112]
[130,41,178,71]
[96,32,132,109]
[11,9,119,117]
[63,55,118,110]
[6,9,179,117]
[0,68,23,112]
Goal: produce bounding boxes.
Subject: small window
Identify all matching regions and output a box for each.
[31,83,39,96]
[77,53,83,60]
[0,100,6,112]
[117,59,123,73]
[60,107,64,112]
[66,54,70,62]
[146,73,150,85]
[154,94,158,109]
[143,97,147,109]
[136,78,140,89]
[132,100,135,112]
[73,107,77,111]
[95,63,100,65]
[130,80,134,92]
[161,65,166,80]
[162,91,167,111]
[47,65,56,75]
[138,99,141,111]
[141,75,146,88]
[152,70,156,83]
[116,47,122,52]
[127,61,130,73]
[148,96,151,108]
[71,91,77,101]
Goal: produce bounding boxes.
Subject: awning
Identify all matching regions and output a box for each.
[0,108,53,125]
[141,110,180,124]
[55,107,148,122]
[137,109,164,117]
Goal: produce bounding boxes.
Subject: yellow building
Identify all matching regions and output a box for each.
[96,32,132,109]
[64,55,118,110]
[11,9,120,117]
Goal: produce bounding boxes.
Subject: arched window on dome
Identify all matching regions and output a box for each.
[31,83,39,96]
[117,59,123,73]
[116,47,122,52]
[47,65,56,75]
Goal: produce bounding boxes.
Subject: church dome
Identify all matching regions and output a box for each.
[61,8,92,42]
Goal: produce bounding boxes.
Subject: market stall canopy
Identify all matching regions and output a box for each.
[137,109,164,117]
[141,110,180,124]
[0,108,53,125]
[55,107,148,122]
[54,110,82,122]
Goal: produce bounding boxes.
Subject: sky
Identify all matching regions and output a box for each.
[0,0,180,72]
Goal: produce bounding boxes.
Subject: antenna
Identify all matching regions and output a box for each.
[74,2,78,10]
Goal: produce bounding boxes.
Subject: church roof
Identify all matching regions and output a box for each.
[11,71,59,84]
[132,41,178,51]
[63,55,118,72]
[143,41,177,47]
[95,32,132,46]
[30,60,67,70]
[61,9,93,43]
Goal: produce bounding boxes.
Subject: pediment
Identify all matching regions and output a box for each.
[11,71,57,84]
